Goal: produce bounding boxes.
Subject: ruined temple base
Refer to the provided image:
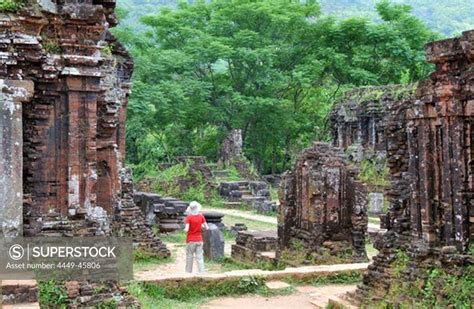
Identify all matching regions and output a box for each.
[231,230,278,264]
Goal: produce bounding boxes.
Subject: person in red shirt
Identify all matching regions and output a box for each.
[184,201,209,273]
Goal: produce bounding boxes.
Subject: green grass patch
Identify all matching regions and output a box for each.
[270,187,279,201]
[283,270,364,286]
[133,249,175,272]
[127,275,285,308]
[368,216,380,225]
[365,242,378,259]
[159,231,187,244]
[224,165,242,181]
[0,0,25,12]
[222,214,277,231]
[359,159,389,188]
[38,280,68,308]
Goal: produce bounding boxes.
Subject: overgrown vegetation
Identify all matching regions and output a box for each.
[134,248,174,272]
[283,270,364,286]
[38,280,68,308]
[146,162,226,208]
[114,0,438,174]
[370,250,474,307]
[127,276,271,308]
[358,159,390,188]
[0,0,25,12]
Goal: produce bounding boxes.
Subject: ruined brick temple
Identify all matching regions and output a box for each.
[278,142,368,264]
[0,0,168,255]
[356,30,473,303]
[330,84,416,162]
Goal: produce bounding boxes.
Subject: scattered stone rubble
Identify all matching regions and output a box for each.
[356,30,474,305]
[134,192,188,233]
[0,0,168,305]
[219,181,277,213]
[278,142,368,264]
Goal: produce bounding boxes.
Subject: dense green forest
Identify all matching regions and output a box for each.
[117,0,474,36]
[114,0,465,175]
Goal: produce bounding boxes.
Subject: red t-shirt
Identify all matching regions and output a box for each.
[185,214,206,243]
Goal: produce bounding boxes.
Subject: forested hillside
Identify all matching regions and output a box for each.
[117,0,474,36]
[114,0,441,175]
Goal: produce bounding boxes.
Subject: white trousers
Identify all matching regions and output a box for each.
[185,241,205,273]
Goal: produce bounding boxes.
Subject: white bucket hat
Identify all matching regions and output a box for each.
[187,201,202,215]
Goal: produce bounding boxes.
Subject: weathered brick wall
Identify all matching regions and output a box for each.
[357,30,473,304]
[1,1,169,305]
[330,85,416,159]
[277,142,368,264]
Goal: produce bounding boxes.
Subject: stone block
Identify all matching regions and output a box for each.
[203,224,225,260]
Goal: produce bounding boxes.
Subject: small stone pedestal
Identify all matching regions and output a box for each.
[203,224,224,260]
[203,211,225,230]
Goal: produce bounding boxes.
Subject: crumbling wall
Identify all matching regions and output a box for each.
[357,30,473,304]
[330,85,416,161]
[1,0,169,305]
[330,85,417,215]
[0,0,153,237]
[277,142,368,264]
[220,129,243,166]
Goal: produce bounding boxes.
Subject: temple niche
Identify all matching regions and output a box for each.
[356,30,473,304]
[277,142,368,264]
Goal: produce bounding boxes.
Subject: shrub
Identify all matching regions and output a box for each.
[38,280,68,308]
[358,159,389,187]
[0,0,24,12]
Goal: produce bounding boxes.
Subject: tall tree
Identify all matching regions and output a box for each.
[114,0,437,174]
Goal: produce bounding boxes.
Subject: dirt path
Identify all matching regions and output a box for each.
[134,243,234,280]
[202,208,277,225]
[201,284,358,309]
[203,207,381,231]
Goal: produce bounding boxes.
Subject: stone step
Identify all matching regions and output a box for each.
[308,285,358,309]
[2,302,40,309]
[327,296,358,309]
[223,202,243,209]
[212,170,230,177]
[265,280,291,291]
[240,190,252,195]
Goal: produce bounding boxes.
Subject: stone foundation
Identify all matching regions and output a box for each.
[231,230,278,264]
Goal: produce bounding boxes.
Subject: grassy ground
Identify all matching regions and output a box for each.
[127,271,361,309]
[365,242,378,259]
[368,216,381,225]
[133,249,176,272]
[222,214,277,231]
